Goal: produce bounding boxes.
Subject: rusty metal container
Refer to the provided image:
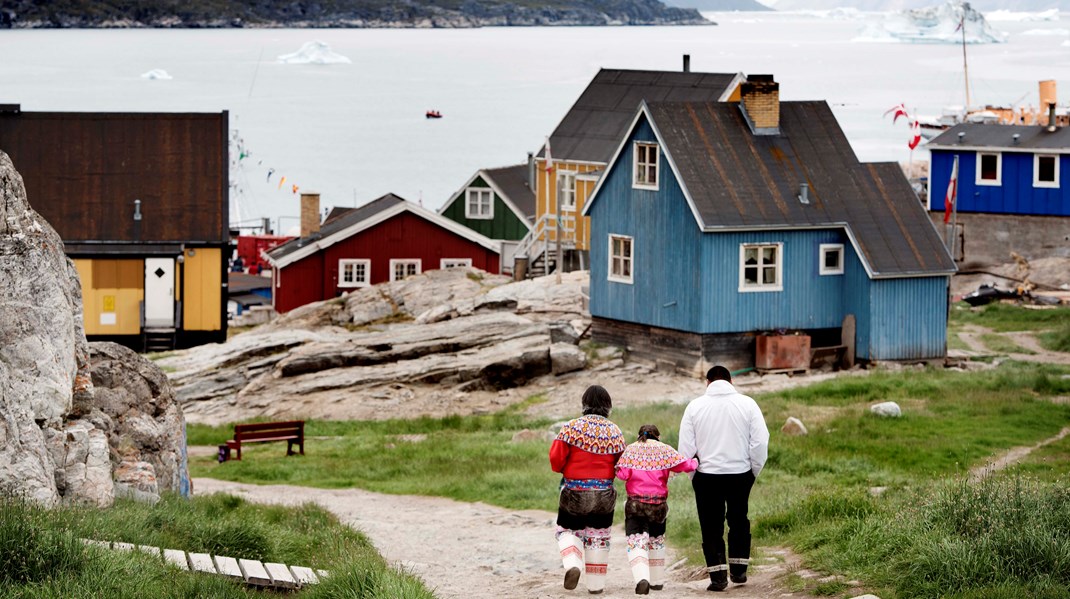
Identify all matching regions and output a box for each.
[755,334,811,371]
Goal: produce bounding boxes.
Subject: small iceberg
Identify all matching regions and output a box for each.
[140,69,172,80]
[854,1,1007,44]
[985,9,1058,23]
[1022,28,1069,36]
[277,41,351,65]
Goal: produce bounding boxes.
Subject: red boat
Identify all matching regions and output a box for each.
[425,110,442,119]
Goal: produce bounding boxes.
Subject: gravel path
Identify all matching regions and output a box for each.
[193,478,816,599]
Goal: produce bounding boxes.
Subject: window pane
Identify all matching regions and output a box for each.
[763,266,777,285]
[622,239,631,257]
[1039,156,1056,182]
[745,248,757,264]
[649,164,657,183]
[762,247,776,263]
[824,249,840,269]
[622,261,630,277]
[744,266,758,284]
[981,154,998,180]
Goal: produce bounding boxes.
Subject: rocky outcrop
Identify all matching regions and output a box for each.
[0,151,189,506]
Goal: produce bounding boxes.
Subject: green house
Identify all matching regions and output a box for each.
[439,163,535,242]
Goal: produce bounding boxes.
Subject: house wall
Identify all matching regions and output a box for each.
[930,150,1070,217]
[181,247,223,332]
[865,276,950,360]
[925,211,1070,265]
[74,258,144,336]
[535,158,598,251]
[440,175,529,241]
[275,254,326,314]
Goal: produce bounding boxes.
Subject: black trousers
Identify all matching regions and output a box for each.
[692,471,755,578]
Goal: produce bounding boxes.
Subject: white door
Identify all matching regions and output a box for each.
[144,258,175,328]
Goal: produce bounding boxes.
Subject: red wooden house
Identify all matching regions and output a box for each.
[262,193,501,313]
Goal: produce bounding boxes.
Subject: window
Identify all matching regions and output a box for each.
[465,188,493,219]
[976,152,1001,185]
[819,244,844,275]
[557,171,577,211]
[389,259,421,281]
[633,142,659,189]
[440,258,472,269]
[739,243,782,292]
[338,259,371,288]
[608,234,633,284]
[1034,154,1059,188]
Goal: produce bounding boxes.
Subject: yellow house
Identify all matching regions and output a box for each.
[517,62,744,273]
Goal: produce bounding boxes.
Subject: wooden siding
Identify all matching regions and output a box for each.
[182,247,223,332]
[440,175,529,241]
[275,212,500,313]
[591,317,755,375]
[0,111,228,243]
[535,159,598,250]
[930,150,1070,216]
[865,276,949,360]
[74,258,144,336]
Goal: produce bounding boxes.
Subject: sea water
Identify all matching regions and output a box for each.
[1,11,1068,229]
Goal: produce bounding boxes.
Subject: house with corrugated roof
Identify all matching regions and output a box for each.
[926,122,1070,265]
[581,77,957,372]
[439,162,535,272]
[517,60,744,274]
[262,192,501,313]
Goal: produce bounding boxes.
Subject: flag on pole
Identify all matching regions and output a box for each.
[944,155,959,224]
[908,119,921,150]
[544,136,554,174]
[883,103,910,124]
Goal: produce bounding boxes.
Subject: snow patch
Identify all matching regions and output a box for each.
[1022,28,1069,36]
[277,41,351,65]
[853,1,1007,44]
[984,9,1058,23]
[140,69,172,80]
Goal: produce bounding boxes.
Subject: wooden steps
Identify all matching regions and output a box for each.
[80,539,327,590]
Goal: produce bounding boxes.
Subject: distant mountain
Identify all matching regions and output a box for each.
[760,0,1067,10]
[663,0,772,10]
[0,0,712,28]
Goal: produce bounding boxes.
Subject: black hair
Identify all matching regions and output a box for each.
[581,385,612,418]
[637,424,660,442]
[706,365,732,383]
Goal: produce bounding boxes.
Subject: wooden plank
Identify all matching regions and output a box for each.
[214,555,244,580]
[289,565,320,585]
[264,562,298,589]
[163,549,189,570]
[189,552,218,574]
[239,559,273,586]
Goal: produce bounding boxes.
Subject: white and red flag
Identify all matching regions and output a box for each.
[944,155,959,224]
[883,103,910,124]
[544,136,554,174]
[908,119,922,150]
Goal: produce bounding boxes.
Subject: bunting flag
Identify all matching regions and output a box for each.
[908,119,922,150]
[944,155,959,224]
[292,184,299,195]
[883,103,910,124]
[266,168,275,183]
[277,176,286,190]
[545,136,554,174]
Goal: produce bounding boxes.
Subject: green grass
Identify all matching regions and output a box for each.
[978,333,1036,355]
[0,493,432,598]
[949,302,1070,333]
[1038,324,1070,353]
[947,331,971,352]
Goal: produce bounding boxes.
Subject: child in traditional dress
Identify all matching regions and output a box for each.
[615,424,698,594]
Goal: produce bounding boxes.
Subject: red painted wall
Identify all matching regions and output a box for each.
[238,235,294,274]
[274,211,500,313]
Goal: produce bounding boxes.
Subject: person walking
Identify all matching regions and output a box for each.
[678,366,769,592]
[549,385,626,594]
[616,424,697,594]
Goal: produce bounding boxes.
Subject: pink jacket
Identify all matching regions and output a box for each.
[616,458,698,498]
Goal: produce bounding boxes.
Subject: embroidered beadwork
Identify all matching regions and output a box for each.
[626,532,649,551]
[556,415,626,455]
[585,563,608,575]
[616,439,687,471]
[648,535,666,551]
[629,493,667,505]
[562,478,613,491]
[583,527,611,550]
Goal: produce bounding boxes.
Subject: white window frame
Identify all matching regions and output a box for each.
[607,234,634,285]
[632,142,659,190]
[738,243,783,293]
[338,258,371,288]
[819,244,844,276]
[557,171,577,211]
[1033,154,1060,188]
[464,187,494,220]
[389,259,422,282]
[440,258,472,269]
[975,152,1002,186]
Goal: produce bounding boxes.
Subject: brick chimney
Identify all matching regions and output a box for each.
[740,75,780,135]
[300,192,321,237]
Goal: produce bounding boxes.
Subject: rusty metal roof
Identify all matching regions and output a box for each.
[483,163,535,221]
[644,101,955,277]
[927,122,1070,152]
[543,69,740,164]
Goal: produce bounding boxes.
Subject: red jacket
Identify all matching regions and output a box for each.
[550,439,621,480]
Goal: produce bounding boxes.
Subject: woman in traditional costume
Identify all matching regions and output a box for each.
[549,385,626,594]
[615,424,697,594]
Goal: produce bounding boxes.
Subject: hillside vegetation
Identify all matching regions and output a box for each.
[0,0,711,28]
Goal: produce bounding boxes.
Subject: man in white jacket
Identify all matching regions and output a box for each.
[678,365,769,592]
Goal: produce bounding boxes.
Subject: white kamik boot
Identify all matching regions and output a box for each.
[627,532,651,594]
[556,527,584,590]
[648,535,667,590]
[583,527,612,594]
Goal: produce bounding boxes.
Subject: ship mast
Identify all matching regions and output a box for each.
[961,10,971,109]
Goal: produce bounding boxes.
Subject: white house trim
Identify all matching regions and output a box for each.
[440,258,472,269]
[389,259,422,281]
[1033,154,1060,188]
[464,187,494,220]
[738,242,783,293]
[607,234,634,284]
[927,143,1070,155]
[975,152,1002,186]
[632,141,660,190]
[438,168,533,230]
[819,243,845,275]
[338,258,371,288]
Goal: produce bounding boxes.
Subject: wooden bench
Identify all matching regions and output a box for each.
[225,421,305,461]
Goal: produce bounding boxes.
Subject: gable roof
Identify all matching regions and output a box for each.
[439,163,535,225]
[927,122,1070,154]
[323,206,357,225]
[540,68,743,164]
[585,100,955,279]
[264,193,501,269]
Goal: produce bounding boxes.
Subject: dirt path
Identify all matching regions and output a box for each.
[956,324,1070,365]
[969,421,1070,483]
[193,478,818,599]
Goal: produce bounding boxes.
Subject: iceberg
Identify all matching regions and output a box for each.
[854,1,1007,44]
[277,41,352,65]
[140,69,172,80]
[1022,28,1069,36]
[985,9,1059,23]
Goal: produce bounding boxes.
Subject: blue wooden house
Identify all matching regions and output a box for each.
[581,78,957,372]
[926,123,1070,264]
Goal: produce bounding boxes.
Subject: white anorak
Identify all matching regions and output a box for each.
[678,380,769,477]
